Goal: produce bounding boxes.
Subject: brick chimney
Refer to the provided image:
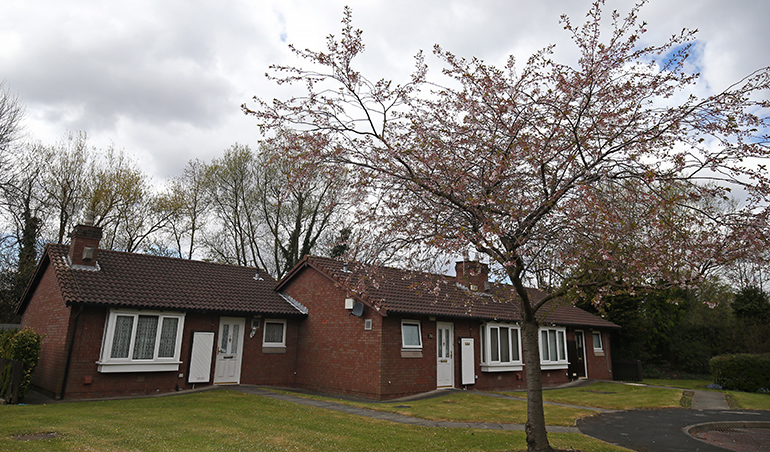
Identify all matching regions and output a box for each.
[68,214,102,268]
[455,259,489,292]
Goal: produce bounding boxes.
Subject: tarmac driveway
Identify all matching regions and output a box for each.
[577,408,770,452]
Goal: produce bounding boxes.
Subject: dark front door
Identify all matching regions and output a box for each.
[567,331,587,379]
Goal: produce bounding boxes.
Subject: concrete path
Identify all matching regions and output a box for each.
[228,385,581,433]
[691,389,730,410]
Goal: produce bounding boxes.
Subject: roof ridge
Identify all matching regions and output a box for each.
[37,244,300,316]
[49,242,269,274]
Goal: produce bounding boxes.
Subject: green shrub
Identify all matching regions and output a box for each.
[0,327,43,402]
[709,353,770,393]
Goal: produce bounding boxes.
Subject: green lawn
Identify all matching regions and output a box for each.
[727,390,770,410]
[642,378,713,391]
[0,389,629,452]
[507,382,684,410]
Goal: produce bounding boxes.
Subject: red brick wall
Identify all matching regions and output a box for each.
[20,265,72,398]
[57,310,301,399]
[282,267,383,398]
[61,306,188,399]
[239,317,300,386]
[464,323,571,392]
[281,266,597,399]
[364,317,574,398]
[585,329,613,380]
[379,316,434,398]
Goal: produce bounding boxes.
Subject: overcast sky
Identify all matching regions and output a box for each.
[2,0,768,181]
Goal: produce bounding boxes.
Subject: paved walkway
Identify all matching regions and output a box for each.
[691,389,730,410]
[229,385,582,433]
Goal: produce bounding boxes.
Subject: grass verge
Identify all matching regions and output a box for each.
[526,382,683,410]
[725,390,770,410]
[0,389,630,452]
[641,379,713,391]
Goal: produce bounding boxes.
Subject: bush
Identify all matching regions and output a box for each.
[0,327,43,402]
[709,353,770,393]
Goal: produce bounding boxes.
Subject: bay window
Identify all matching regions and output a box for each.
[539,327,568,369]
[481,322,523,371]
[98,309,185,373]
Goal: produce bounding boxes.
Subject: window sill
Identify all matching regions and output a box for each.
[481,364,523,372]
[401,349,423,358]
[540,362,569,370]
[262,346,286,354]
[593,350,605,356]
[96,361,181,373]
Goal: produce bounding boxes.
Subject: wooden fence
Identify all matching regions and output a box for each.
[612,359,643,381]
[0,356,24,404]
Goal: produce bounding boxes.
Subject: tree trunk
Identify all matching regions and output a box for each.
[522,312,554,452]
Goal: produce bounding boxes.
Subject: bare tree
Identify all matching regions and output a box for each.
[166,159,210,259]
[87,147,172,252]
[254,132,348,277]
[203,143,262,267]
[0,82,24,154]
[38,131,91,243]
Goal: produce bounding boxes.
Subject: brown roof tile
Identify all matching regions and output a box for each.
[44,244,305,316]
[284,256,618,329]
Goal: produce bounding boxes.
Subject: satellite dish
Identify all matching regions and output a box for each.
[350,302,364,317]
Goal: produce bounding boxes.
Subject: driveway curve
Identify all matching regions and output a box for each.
[577,408,770,452]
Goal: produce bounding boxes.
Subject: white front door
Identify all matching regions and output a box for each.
[436,322,454,388]
[214,317,245,384]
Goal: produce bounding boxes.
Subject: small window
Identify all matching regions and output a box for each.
[592,331,603,351]
[401,320,422,349]
[263,320,286,347]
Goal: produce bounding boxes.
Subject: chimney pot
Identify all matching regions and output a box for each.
[455,258,489,292]
[69,223,103,268]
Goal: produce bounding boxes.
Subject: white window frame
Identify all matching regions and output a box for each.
[97,309,185,373]
[480,322,523,372]
[592,330,604,352]
[401,320,422,350]
[539,327,569,370]
[262,319,287,348]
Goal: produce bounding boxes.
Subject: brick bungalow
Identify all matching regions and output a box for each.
[18,221,618,400]
[17,221,307,399]
[278,256,619,400]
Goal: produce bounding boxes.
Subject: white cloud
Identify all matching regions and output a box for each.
[2,0,767,180]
